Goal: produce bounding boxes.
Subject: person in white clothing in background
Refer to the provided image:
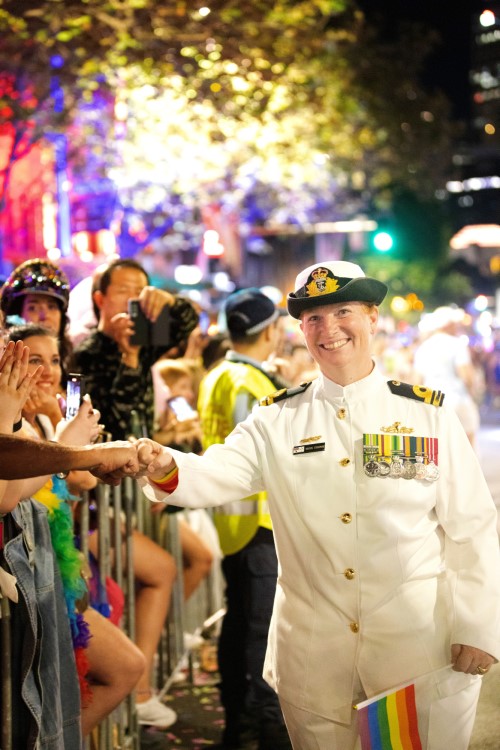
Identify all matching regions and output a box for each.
[413,305,480,449]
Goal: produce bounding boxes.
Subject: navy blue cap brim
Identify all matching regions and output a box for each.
[287,277,387,319]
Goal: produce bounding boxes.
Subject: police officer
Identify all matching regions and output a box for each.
[137,260,500,750]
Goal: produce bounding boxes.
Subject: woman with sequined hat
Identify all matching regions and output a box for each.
[135,260,500,750]
[0,258,73,382]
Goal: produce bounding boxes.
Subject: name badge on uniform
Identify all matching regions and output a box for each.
[293,442,325,454]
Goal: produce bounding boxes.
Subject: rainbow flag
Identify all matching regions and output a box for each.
[357,683,422,750]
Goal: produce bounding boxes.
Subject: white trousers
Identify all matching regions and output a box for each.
[279,674,482,750]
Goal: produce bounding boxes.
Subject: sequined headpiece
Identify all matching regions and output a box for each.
[1,259,70,313]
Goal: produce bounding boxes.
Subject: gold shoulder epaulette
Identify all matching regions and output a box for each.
[260,381,312,406]
[387,380,445,407]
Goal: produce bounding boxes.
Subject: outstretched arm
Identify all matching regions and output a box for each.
[0,435,139,483]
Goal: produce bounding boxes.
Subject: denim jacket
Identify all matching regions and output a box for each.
[3,499,81,749]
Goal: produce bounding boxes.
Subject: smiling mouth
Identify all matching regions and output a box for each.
[322,339,349,351]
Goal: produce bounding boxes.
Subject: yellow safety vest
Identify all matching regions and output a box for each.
[198,359,275,555]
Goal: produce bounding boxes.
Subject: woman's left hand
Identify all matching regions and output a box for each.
[451,644,497,674]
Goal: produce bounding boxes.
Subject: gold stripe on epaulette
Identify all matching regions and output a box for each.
[412,385,444,406]
[259,388,287,406]
[387,380,445,407]
[259,381,313,406]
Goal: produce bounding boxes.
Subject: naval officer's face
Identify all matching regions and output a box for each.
[300,301,378,385]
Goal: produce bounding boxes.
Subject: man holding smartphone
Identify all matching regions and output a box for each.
[72,259,198,441]
[71,258,198,731]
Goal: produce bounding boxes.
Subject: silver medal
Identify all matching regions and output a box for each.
[414,453,428,480]
[364,447,380,477]
[390,451,404,478]
[424,460,439,482]
[402,458,416,480]
[377,458,391,477]
[364,460,381,477]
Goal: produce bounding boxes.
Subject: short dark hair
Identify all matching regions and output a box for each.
[230,329,263,345]
[7,323,58,344]
[97,259,150,297]
[92,259,151,321]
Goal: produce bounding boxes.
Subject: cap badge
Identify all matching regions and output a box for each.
[306,267,339,297]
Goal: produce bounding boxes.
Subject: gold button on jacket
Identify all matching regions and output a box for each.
[344,568,356,580]
[340,513,352,524]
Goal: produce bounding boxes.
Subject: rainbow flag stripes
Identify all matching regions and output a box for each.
[357,683,422,750]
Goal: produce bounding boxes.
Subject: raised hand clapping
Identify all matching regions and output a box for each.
[0,341,42,433]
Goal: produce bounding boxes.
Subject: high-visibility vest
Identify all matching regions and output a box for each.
[198,359,275,555]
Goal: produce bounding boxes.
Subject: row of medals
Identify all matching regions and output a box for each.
[363,448,439,481]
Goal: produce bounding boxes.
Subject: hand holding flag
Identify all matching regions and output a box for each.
[354,665,452,750]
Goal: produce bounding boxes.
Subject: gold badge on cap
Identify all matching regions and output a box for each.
[306,267,340,297]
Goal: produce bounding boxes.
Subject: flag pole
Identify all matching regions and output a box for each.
[353,664,452,710]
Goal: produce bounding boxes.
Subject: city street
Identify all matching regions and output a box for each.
[477,407,500,523]
[470,404,500,750]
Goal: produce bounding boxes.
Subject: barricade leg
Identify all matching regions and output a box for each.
[88,480,225,748]
[0,593,12,750]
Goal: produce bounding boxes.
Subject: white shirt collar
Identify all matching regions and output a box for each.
[317,362,386,402]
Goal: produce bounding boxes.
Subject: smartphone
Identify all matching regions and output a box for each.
[128,299,171,348]
[66,373,84,420]
[199,310,210,335]
[128,299,150,346]
[168,396,197,422]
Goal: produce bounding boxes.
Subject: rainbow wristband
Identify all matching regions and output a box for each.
[151,465,179,493]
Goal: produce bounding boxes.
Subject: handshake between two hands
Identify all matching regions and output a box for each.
[90,437,172,485]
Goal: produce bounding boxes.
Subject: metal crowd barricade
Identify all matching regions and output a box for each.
[81,478,223,750]
[0,478,224,750]
[0,513,13,750]
[84,479,140,750]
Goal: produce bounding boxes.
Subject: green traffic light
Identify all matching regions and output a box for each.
[373,231,394,252]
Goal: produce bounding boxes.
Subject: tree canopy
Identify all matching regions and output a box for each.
[0,0,461,295]
[1,1,456,193]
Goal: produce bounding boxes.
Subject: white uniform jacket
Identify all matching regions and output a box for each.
[142,367,500,722]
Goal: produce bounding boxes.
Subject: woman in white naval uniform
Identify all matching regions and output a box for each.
[136,261,500,750]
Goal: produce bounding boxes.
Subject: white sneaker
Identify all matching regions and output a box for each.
[136,695,177,728]
[183,631,205,650]
[170,669,188,684]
